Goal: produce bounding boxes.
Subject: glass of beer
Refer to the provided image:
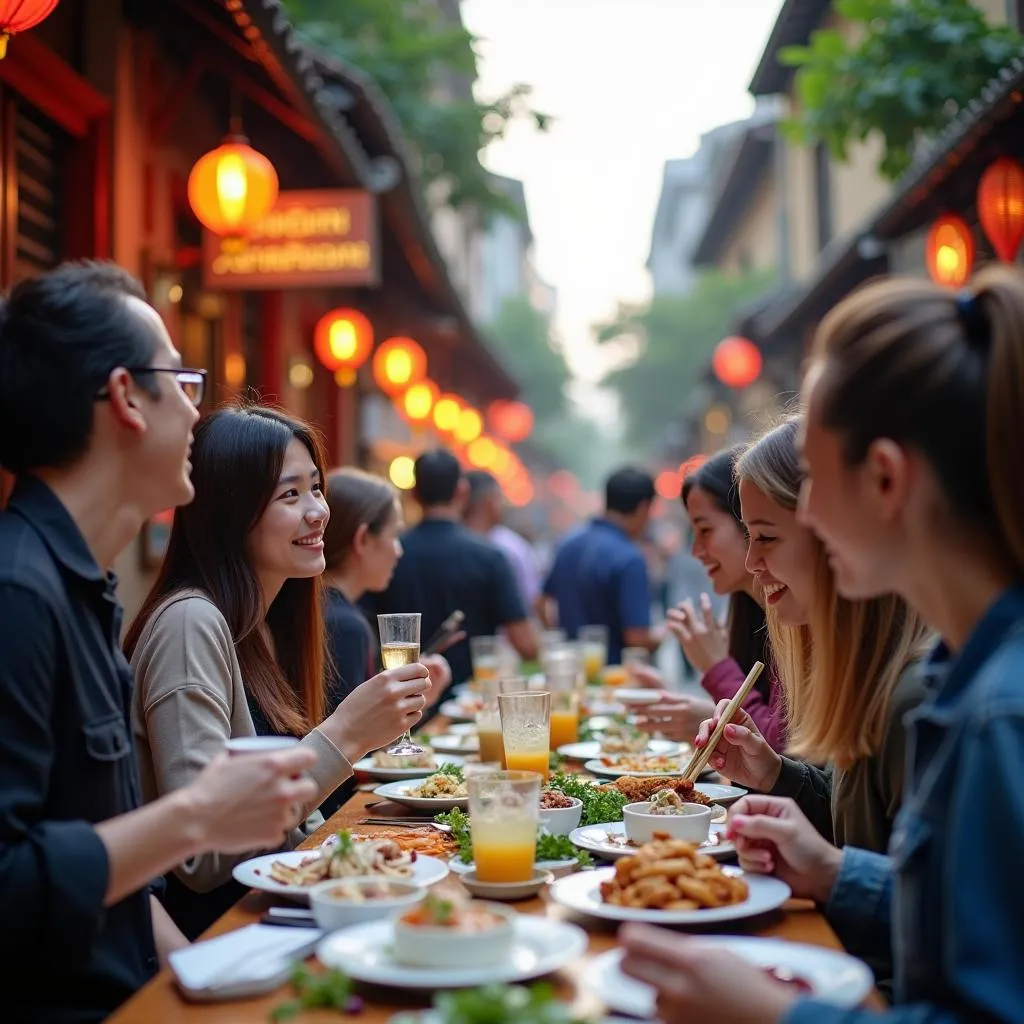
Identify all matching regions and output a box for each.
[377,612,423,755]
[579,625,608,685]
[499,691,551,782]
[468,770,541,883]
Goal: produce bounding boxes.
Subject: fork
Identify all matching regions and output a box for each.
[357,817,453,832]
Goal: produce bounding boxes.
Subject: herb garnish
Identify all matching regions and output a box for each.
[434,809,593,869]
[546,771,627,826]
[437,762,465,782]
[270,966,361,1021]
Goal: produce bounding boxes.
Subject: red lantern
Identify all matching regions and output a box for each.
[925,215,974,288]
[712,336,762,389]
[372,337,427,396]
[313,308,373,385]
[655,469,682,500]
[0,0,59,59]
[488,399,534,443]
[978,157,1024,264]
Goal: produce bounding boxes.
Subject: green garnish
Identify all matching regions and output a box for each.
[548,751,564,772]
[422,893,457,924]
[578,714,628,743]
[270,966,360,1021]
[424,982,590,1024]
[435,808,474,864]
[437,762,465,782]
[547,771,627,827]
[536,831,593,869]
[333,829,355,856]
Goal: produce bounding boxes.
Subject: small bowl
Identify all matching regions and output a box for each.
[309,876,424,931]
[623,801,713,845]
[392,900,516,968]
[538,796,583,836]
[461,868,553,901]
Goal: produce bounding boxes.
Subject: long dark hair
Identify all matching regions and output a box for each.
[682,446,771,690]
[125,403,329,735]
[323,468,398,573]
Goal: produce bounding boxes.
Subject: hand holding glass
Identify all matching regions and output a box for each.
[378,613,424,755]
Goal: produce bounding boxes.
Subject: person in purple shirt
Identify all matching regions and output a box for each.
[539,467,664,663]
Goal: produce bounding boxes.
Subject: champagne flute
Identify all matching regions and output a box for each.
[377,612,424,756]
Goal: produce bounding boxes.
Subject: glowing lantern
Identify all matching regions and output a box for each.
[454,407,483,444]
[389,456,416,491]
[712,336,762,389]
[467,435,499,469]
[314,308,373,385]
[978,157,1024,264]
[655,469,682,500]
[187,134,278,248]
[925,215,974,289]
[402,379,440,423]
[432,394,463,434]
[0,0,59,59]
[488,399,534,443]
[506,478,535,508]
[372,337,427,396]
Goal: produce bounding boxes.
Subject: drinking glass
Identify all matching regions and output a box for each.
[470,635,499,690]
[476,677,528,767]
[579,624,608,685]
[378,612,424,755]
[622,646,650,683]
[467,770,541,883]
[498,691,551,782]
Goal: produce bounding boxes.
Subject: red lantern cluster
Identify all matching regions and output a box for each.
[712,336,762,389]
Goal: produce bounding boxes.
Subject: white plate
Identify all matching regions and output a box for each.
[584,757,688,779]
[694,782,748,806]
[317,916,588,988]
[448,855,578,878]
[430,732,480,755]
[439,699,479,722]
[611,688,663,705]
[586,941,873,1016]
[373,779,469,812]
[569,820,735,861]
[558,739,682,761]
[550,865,790,925]
[232,850,449,904]
[460,868,554,900]
[353,753,466,781]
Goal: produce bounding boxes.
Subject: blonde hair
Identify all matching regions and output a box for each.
[736,417,932,768]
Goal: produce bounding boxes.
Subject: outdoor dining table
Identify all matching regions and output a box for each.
[108,715,885,1023]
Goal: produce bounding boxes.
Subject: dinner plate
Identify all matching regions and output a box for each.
[373,779,469,812]
[429,732,480,755]
[569,820,735,861]
[439,699,478,722]
[549,866,790,925]
[448,855,578,879]
[610,688,662,705]
[693,781,748,806]
[558,739,682,761]
[584,757,689,779]
[232,850,449,904]
[317,916,588,988]
[353,753,465,781]
[586,941,874,1016]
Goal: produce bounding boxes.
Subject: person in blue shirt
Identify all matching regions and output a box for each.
[618,268,1024,1023]
[540,466,663,662]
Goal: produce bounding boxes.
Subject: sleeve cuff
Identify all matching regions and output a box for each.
[304,727,355,804]
[825,846,891,952]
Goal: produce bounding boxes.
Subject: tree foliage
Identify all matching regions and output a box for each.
[595,270,775,450]
[281,0,549,218]
[780,0,1024,180]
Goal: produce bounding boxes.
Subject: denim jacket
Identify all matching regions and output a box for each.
[787,585,1024,1024]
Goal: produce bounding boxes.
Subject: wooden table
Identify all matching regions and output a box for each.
[110,751,881,1021]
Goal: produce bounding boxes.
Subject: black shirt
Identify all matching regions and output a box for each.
[366,517,526,683]
[0,477,157,1023]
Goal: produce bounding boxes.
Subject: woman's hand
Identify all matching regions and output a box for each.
[667,594,728,674]
[620,924,798,1024]
[634,693,716,744]
[328,663,431,762]
[693,701,782,792]
[422,654,451,708]
[728,795,843,904]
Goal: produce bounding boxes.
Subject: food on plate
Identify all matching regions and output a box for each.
[408,767,468,798]
[349,828,457,859]
[393,893,515,967]
[599,754,680,774]
[372,746,435,769]
[321,880,410,902]
[603,776,713,806]
[539,788,576,809]
[400,893,506,932]
[591,828,725,851]
[599,722,650,754]
[599,835,749,910]
[267,830,416,886]
[647,788,689,815]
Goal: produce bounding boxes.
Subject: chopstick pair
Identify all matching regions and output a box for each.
[681,661,765,783]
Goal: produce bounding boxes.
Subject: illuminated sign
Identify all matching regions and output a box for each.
[202,189,379,290]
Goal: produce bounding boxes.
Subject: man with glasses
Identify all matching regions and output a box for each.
[0,261,319,1022]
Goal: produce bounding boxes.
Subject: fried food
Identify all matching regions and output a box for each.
[268,832,417,887]
[600,754,680,773]
[599,834,748,911]
[601,776,713,806]
[350,828,457,859]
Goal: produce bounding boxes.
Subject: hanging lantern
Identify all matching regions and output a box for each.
[655,469,683,500]
[712,336,762,389]
[467,435,499,470]
[401,379,440,423]
[432,393,463,434]
[977,157,1024,264]
[372,337,427,397]
[488,399,534,443]
[924,215,974,289]
[188,134,278,248]
[0,0,59,59]
[453,407,483,444]
[314,308,373,386]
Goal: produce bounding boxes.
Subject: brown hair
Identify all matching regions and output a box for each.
[125,403,329,735]
[323,467,398,572]
[810,267,1024,574]
[737,417,932,768]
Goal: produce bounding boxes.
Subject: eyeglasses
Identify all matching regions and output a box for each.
[95,367,207,407]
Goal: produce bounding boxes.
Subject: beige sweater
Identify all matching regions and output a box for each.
[129,590,352,893]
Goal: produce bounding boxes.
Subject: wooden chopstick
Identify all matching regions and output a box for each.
[682,661,765,783]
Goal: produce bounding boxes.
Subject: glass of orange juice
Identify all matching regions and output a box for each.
[498,691,551,782]
[468,770,541,883]
[579,625,608,685]
[545,657,581,749]
[475,678,528,767]
[470,635,500,691]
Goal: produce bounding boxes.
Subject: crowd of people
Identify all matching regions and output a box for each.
[1,258,1023,1023]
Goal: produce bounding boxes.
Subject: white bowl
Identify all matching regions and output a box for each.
[538,796,583,836]
[308,877,424,931]
[622,801,713,845]
[392,900,516,968]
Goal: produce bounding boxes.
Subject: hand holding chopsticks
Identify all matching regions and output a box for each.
[681,661,765,782]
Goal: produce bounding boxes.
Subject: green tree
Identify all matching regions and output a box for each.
[595,270,775,450]
[281,0,548,218]
[780,0,1024,180]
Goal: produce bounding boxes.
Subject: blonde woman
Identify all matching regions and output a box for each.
[694,417,932,856]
